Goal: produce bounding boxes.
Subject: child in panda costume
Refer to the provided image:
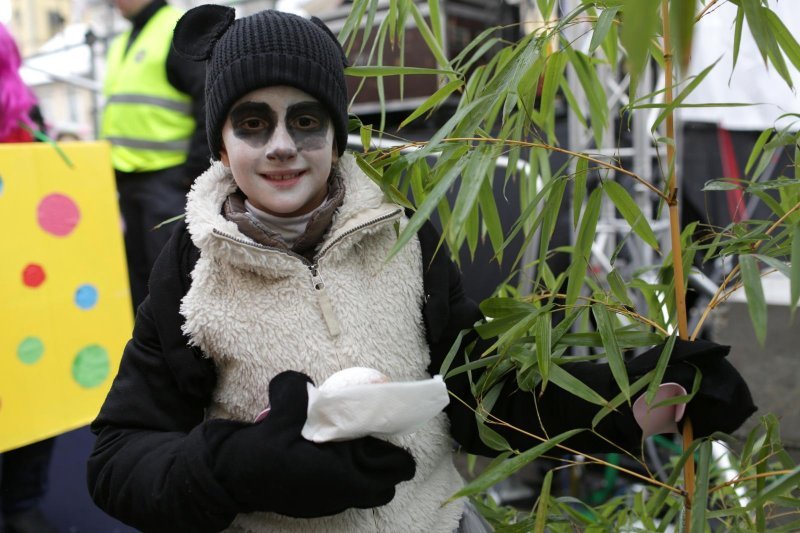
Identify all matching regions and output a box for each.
[87,5,756,532]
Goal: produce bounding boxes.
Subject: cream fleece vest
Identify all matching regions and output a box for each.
[181,155,465,532]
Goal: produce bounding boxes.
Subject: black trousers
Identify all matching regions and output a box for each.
[0,438,56,516]
[116,165,191,312]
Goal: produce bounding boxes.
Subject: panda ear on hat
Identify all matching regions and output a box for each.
[173,4,235,61]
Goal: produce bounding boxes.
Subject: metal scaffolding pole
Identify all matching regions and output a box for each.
[561,0,671,283]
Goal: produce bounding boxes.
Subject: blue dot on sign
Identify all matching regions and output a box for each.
[0,175,4,196]
[75,284,98,310]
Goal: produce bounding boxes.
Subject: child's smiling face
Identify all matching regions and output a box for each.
[220,86,337,217]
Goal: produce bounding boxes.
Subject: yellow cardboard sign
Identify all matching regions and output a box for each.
[0,141,132,452]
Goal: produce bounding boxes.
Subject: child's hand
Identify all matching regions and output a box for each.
[204,370,416,518]
[627,339,756,438]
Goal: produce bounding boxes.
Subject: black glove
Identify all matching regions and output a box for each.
[204,371,416,517]
[627,338,757,438]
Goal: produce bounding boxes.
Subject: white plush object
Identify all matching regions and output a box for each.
[301,367,450,442]
[319,367,390,390]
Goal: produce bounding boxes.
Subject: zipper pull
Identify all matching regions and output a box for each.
[310,265,341,338]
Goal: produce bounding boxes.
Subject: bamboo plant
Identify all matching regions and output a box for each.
[339,0,800,529]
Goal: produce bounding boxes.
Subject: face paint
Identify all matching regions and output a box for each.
[219,86,337,218]
[229,102,277,148]
[285,102,331,151]
[228,101,331,152]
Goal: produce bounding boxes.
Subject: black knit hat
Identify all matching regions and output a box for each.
[173,5,349,159]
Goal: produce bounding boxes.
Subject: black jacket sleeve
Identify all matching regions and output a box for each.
[166,45,210,181]
[417,220,640,456]
[417,221,752,458]
[87,223,237,533]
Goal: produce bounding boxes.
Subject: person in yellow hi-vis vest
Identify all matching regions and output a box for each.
[102,0,210,312]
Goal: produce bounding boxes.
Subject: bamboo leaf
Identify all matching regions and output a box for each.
[747,465,800,511]
[690,441,712,533]
[452,146,495,235]
[490,308,549,355]
[592,370,652,428]
[405,94,492,165]
[389,149,469,261]
[360,0,379,56]
[478,173,504,263]
[607,269,634,308]
[536,314,552,390]
[565,48,608,147]
[745,129,773,175]
[732,5,744,76]
[740,0,792,87]
[408,2,453,79]
[540,51,569,142]
[566,188,603,307]
[645,439,703,517]
[428,0,442,45]
[152,213,184,230]
[464,194,480,257]
[548,364,609,407]
[591,303,629,402]
[670,0,697,72]
[767,8,800,74]
[399,79,463,129]
[346,65,457,77]
[375,20,388,132]
[448,429,584,501]
[753,254,791,278]
[480,297,538,317]
[338,0,368,49]
[359,125,372,152]
[792,225,800,314]
[451,26,498,68]
[645,333,676,405]
[444,354,500,380]
[537,176,568,282]
[557,330,663,348]
[603,180,660,250]
[650,60,719,132]
[550,307,585,347]
[476,413,512,452]
[436,328,469,376]
[739,254,768,346]
[590,6,621,54]
[573,156,589,229]
[475,313,527,339]
[620,0,660,98]
[533,470,553,533]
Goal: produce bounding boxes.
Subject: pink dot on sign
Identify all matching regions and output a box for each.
[37,193,80,237]
[22,263,46,287]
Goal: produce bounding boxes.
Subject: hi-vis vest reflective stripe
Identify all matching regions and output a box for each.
[101,5,195,172]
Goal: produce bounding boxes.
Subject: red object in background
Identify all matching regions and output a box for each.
[717,127,746,223]
[0,126,34,143]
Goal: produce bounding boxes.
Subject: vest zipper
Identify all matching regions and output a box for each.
[309,263,341,337]
[211,207,403,338]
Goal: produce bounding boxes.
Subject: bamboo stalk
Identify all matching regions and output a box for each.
[661,0,694,529]
[372,137,671,201]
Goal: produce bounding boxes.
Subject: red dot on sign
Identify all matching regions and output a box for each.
[22,263,46,287]
[37,193,80,237]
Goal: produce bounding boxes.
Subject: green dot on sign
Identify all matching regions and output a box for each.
[17,337,44,364]
[72,344,110,388]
